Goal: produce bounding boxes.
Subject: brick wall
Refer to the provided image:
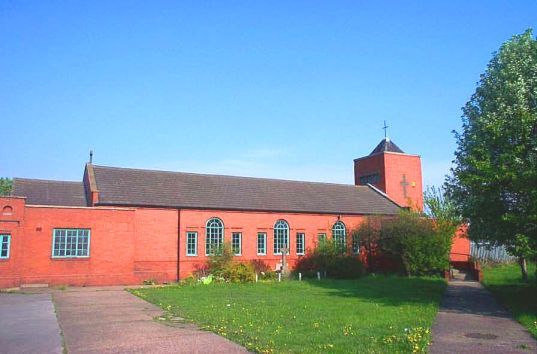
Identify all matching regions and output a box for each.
[178,209,366,279]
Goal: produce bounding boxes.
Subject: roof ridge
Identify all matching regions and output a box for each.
[92,164,368,189]
[13,177,82,184]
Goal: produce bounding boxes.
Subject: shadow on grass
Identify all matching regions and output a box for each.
[482,265,537,336]
[302,275,446,308]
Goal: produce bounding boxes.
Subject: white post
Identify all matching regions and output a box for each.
[299,272,302,281]
[317,272,321,280]
[278,273,282,282]
[255,273,258,282]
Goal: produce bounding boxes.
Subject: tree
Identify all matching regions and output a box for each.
[424,186,461,232]
[0,178,12,196]
[446,29,537,280]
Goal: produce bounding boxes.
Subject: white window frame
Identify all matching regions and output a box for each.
[205,217,224,256]
[52,229,91,258]
[332,221,346,253]
[273,220,289,255]
[352,233,360,255]
[0,234,11,259]
[186,231,198,256]
[257,232,267,255]
[232,232,242,256]
[296,232,305,255]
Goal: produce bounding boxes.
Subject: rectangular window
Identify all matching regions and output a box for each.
[257,232,267,255]
[296,233,305,255]
[186,232,198,256]
[359,173,380,185]
[317,233,327,246]
[352,233,360,255]
[52,229,90,258]
[0,234,10,259]
[232,232,242,256]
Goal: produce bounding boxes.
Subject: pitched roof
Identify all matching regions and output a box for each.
[92,165,401,215]
[370,138,404,155]
[12,178,87,207]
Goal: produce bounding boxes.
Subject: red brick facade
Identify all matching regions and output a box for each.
[354,151,423,210]
[1,139,469,288]
[0,196,369,287]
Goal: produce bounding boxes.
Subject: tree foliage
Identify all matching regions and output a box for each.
[446,30,537,277]
[424,186,461,236]
[0,178,12,196]
[380,212,453,276]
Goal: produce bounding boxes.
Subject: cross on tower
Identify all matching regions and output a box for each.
[382,120,389,138]
[400,174,409,198]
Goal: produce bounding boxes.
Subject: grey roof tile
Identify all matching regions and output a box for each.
[92,165,400,215]
[12,178,87,207]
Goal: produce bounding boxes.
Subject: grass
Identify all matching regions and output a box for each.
[482,262,537,339]
[131,276,446,353]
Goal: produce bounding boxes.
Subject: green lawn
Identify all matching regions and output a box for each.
[482,262,537,338]
[131,276,446,353]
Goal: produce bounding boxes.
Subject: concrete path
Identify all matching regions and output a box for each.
[430,280,537,353]
[52,286,248,354]
[0,293,63,354]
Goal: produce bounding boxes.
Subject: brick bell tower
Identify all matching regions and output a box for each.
[354,137,423,211]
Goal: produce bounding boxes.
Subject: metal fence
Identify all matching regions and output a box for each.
[470,242,516,262]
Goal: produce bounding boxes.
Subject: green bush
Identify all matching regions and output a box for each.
[250,259,277,280]
[294,239,365,279]
[379,211,452,276]
[222,262,256,283]
[206,243,256,283]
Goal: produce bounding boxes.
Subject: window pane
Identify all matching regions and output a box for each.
[0,235,9,258]
[296,233,305,255]
[232,232,241,255]
[205,218,223,255]
[52,229,90,258]
[186,232,197,256]
[257,233,266,255]
[332,222,346,253]
[273,220,289,255]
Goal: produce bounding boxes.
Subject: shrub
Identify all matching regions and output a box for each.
[205,243,256,283]
[379,211,452,276]
[222,262,256,283]
[250,259,277,280]
[207,243,234,276]
[294,239,365,279]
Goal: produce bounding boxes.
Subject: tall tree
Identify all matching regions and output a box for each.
[0,178,12,196]
[447,29,537,280]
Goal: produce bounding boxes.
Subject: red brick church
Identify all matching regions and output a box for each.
[0,138,468,288]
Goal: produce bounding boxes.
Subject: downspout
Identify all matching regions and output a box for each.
[177,209,181,283]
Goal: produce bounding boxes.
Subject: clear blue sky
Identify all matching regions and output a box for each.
[1,1,536,188]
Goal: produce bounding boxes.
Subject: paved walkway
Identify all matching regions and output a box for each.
[0,293,63,354]
[430,280,537,353]
[52,286,249,353]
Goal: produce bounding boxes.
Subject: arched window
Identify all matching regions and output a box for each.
[332,221,346,253]
[205,217,224,255]
[273,220,289,255]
